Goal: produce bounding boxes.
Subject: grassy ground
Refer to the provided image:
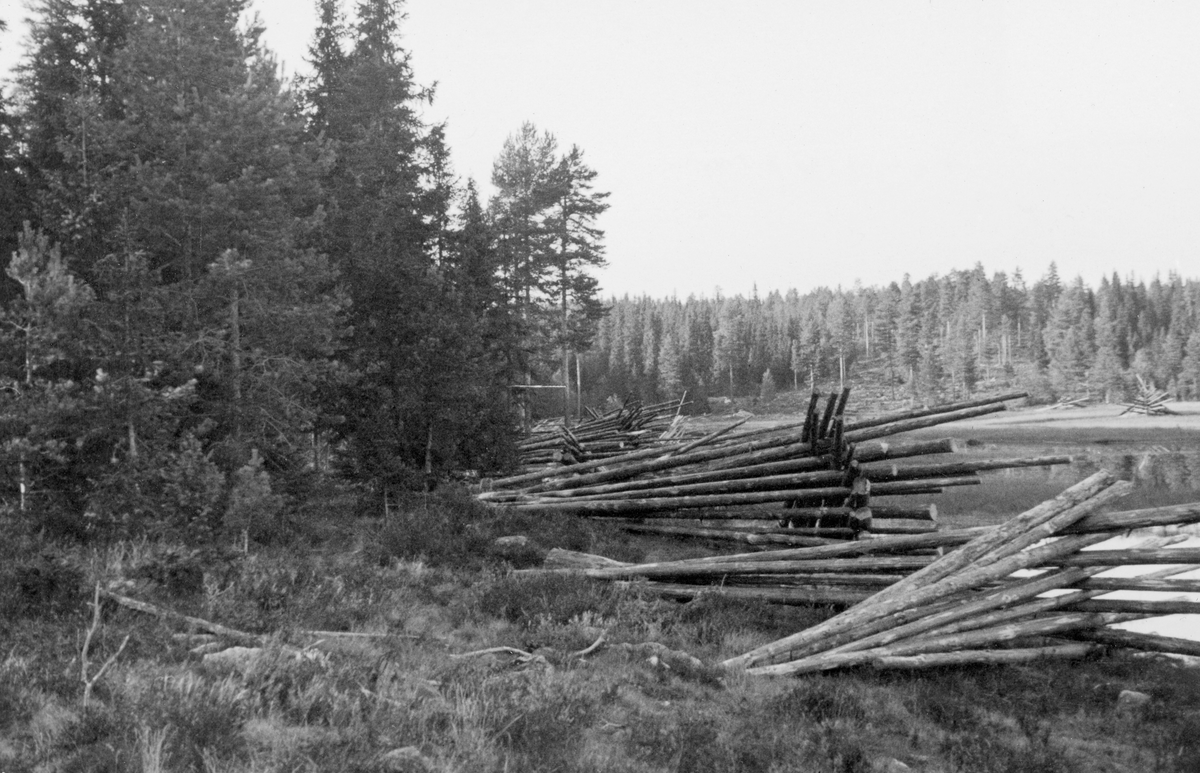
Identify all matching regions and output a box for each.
[3,487,1200,773]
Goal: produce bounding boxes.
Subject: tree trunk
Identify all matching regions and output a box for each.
[230,281,242,434]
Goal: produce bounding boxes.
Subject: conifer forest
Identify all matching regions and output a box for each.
[2,0,1200,539]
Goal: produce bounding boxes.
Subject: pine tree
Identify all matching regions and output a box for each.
[490,122,559,322]
[712,299,745,397]
[1181,328,1200,399]
[1045,278,1095,397]
[544,144,610,411]
[1090,282,1126,402]
[0,225,94,515]
[657,327,685,399]
[307,0,508,484]
[0,19,30,303]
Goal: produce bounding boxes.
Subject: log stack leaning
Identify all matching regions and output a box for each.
[537,475,1200,668]
[487,390,1075,543]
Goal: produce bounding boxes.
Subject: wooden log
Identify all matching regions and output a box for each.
[100,589,264,645]
[542,548,629,571]
[864,520,940,535]
[608,506,790,521]
[616,523,844,546]
[756,572,907,587]
[536,456,832,498]
[1062,502,1200,535]
[817,393,840,440]
[607,529,994,579]
[547,469,846,501]
[869,476,981,496]
[1073,577,1200,593]
[487,439,690,490]
[782,509,870,529]
[534,433,815,492]
[893,588,1110,644]
[628,582,873,607]
[866,472,1121,605]
[809,568,1102,658]
[853,438,959,462]
[539,437,958,501]
[692,440,821,474]
[509,486,854,515]
[1056,549,1200,567]
[869,504,938,521]
[843,391,1029,432]
[783,505,938,524]
[866,644,1100,671]
[1063,628,1200,658]
[724,530,1118,672]
[663,417,749,457]
[872,487,945,497]
[1066,599,1200,615]
[585,554,935,580]
[700,435,959,476]
[843,403,1008,444]
[801,392,822,443]
[747,612,1112,676]
[725,509,1121,670]
[834,386,852,420]
[861,456,1072,482]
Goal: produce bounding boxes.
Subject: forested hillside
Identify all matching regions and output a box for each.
[0,0,607,536]
[583,267,1200,409]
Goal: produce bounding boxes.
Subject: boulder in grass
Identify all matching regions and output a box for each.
[203,646,265,672]
[489,535,544,567]
[379,746,435,773]
[1116,689,1152,716]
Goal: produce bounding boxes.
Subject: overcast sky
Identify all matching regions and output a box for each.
[2,1,1199,299]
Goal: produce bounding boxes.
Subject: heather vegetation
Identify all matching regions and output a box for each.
[4,496,1200,772]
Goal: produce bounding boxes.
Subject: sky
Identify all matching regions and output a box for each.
[2,1,1199,299]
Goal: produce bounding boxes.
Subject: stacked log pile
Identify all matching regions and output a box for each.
[517,397,689,469]
[1120,375,1175,417]
[539,472,1200,668]
[719,471,1200,673]
[486,390,1069,541]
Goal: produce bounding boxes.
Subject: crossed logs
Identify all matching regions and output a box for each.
[541,472,1200,671]
[484,390,1069,542]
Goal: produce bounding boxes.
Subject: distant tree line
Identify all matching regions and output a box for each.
[584,265,1200,408]
[0,0,608,538]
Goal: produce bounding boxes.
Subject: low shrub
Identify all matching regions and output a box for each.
[477,573,623,628]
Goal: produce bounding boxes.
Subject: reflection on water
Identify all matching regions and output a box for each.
[905,443,1200,527]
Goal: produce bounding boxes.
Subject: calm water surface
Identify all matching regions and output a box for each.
[885,436,1200,528]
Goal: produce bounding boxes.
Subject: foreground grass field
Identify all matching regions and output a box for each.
[3,487,1200,773]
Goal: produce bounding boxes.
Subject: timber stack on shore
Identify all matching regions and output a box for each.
[485,390,1069,542]
[1120,375,1175,417]
[517,397,689,469]
[723,472,1200,672]
[539,472,1200,668]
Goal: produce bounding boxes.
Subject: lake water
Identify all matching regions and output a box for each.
[894,439,1200,527]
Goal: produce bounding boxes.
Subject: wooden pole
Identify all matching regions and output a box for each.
[866,644,1100,671]
[843,391,1027,433]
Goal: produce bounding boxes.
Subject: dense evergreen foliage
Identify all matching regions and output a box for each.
[584,267,1200,408]
[0,0,609,538]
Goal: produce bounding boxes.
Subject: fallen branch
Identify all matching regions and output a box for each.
[82,584,130,706]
